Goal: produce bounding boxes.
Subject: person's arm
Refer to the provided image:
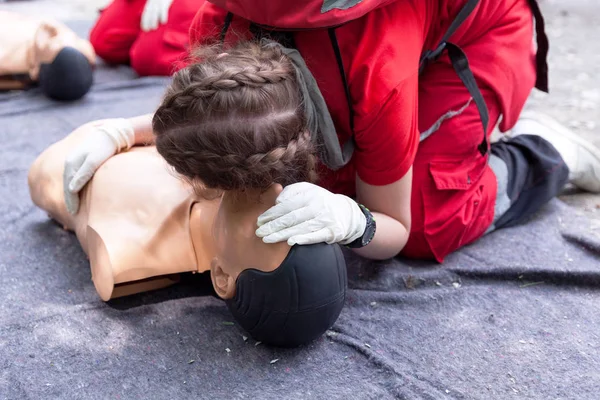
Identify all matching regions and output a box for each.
[130,113,156,145]
[255,77,420,260]
[338,0,423,259]
[255,0,423,259]
[351,170,412,260]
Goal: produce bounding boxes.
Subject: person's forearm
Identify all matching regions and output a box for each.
[130,113,155,145]
[351,211,409,260]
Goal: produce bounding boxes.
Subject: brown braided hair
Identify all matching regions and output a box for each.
[153,41,318,193]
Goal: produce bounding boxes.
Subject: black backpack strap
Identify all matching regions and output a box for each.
[328,28,356,163]
[249,23,297,48]
[419,0,479,72]
[220,12,234,44]
[419,0,489,155]
[528,0,549,93]
[446,43,489,155]
[328,28,355,134]
[419,0,550,156]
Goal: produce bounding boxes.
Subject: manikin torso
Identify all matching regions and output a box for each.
[28,123,289,300]
[0,11,95,87]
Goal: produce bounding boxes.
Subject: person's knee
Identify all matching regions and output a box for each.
[90,31,119,64]
[89,21,130,64]
[130,40,175,76]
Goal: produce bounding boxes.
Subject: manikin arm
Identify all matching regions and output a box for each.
[30,124,208,300]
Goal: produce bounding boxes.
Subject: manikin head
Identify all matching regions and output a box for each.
[153,41,347,346]
[31,22,94,101]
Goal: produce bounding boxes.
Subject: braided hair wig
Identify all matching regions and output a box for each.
[152,41,318,192]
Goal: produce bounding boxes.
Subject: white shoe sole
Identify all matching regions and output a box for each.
[517,111,600,193]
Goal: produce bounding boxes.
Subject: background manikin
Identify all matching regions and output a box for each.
[0,11,95,90]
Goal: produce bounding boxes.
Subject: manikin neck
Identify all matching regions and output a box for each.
[211,185,290,278]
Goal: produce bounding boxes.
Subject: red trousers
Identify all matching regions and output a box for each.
[90,0,201,76]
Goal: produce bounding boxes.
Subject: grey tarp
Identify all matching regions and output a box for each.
[1,22,600,400]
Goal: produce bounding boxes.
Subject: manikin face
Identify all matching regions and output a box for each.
[208,185,291,300]
[29,21,96,80]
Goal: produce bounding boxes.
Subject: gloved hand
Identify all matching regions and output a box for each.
[63,118,135,215]
[256,182,367,246]
[141,0,175,32]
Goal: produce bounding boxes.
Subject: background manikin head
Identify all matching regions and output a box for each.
[32,21,95,101]
[38,46,94,101]
[0,12,95,99]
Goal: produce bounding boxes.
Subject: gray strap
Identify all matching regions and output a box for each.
[266,41,353,171]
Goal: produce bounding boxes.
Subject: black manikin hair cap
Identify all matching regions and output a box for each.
[38,46,93,101]
[226,243,347,347]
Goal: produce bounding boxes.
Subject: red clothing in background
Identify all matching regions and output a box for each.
[90,0,201,76]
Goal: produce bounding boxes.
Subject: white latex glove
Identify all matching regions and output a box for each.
[63,118,135,215]
[141,0,174,32]
[256,182,367,246]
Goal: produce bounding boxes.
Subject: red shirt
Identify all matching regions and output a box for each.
[188,0,532,197]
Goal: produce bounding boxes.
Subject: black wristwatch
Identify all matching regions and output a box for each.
[346,203,377,249]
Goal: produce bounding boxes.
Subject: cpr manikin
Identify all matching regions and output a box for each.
[29,123,212,300]
[29,124,346,346]
[29,123,298,300]
[30,39,349,346]
[0,11,95,100]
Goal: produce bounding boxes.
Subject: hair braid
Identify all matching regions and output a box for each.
[165,64,291,104]
[153,41,318,192]
[170,134,317,191]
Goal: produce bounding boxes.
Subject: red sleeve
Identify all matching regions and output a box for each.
[346,0,425,186]
[353,77,420,186]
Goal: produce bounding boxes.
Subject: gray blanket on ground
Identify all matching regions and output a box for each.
[2,25,600,400]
